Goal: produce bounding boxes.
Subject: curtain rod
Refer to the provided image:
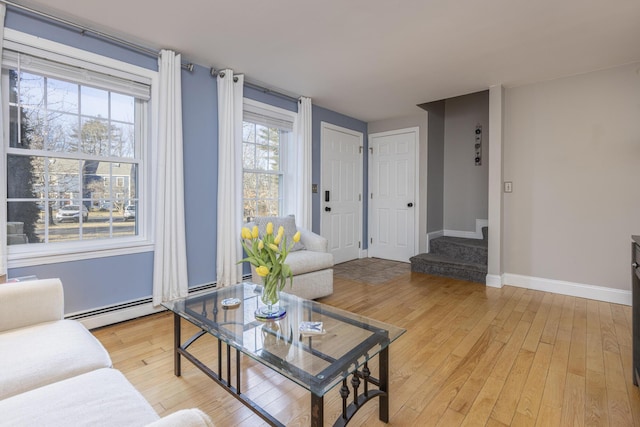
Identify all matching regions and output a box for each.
[2,0,194,71]
[245,81,299,103]
[210,68,299,103]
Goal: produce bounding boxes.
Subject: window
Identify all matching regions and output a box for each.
[2,30,155,264]
[242,99,295,222]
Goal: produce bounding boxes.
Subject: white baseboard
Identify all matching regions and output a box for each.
[426,230,444,252]
[503,273,631,306]
[485,274,503,288]
[74,302,166,330]
[444,219,488,240]
[444,229,478,239]
[360,249,368,258]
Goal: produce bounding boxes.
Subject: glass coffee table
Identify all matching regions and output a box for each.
[162,283,405,427]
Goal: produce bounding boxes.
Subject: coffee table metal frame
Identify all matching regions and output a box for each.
[163,283,405,427]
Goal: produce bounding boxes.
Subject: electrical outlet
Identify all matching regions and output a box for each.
[504,181,513,193]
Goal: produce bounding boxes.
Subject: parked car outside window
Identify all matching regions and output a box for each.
[56,205,89,223]
[99,201,114,211]
[123,204,136,221]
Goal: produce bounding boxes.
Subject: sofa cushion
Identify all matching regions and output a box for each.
[253,215,305,251]
[0,319,112,399]
[0,368,160,427]
[286,249,334,275]
[0,278,64,332]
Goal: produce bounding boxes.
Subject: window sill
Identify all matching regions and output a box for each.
[8,239,154,268]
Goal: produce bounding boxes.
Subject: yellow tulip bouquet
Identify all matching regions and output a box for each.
[240,222,301,309]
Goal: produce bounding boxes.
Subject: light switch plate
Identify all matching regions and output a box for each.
[504,181,513,193]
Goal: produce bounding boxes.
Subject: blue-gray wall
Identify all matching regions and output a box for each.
[5,7,369,315]
[181,64,217,287]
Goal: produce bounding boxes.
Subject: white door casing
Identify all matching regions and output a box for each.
[368,127,419,262]
[320,122,363,264]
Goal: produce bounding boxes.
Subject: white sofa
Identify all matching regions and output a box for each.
[0,278,213,427]
[247,216,334,300]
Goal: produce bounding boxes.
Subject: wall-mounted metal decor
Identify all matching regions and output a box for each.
[474,125,482,166]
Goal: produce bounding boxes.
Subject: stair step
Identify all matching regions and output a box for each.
[430,236,487,265]
[410,253,487,284]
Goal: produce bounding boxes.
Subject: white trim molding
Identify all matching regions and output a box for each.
[485,274,503,288]
[3,28,156,83]
[9,242,154,268]
[503,273,631,306]
[444,219,488,240]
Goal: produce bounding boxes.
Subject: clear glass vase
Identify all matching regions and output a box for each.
[255,274,286,320]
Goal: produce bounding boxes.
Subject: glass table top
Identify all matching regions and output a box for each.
[162,283,406,396]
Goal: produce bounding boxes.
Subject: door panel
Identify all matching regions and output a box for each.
[369,129,417,262]
[321,123,362,265]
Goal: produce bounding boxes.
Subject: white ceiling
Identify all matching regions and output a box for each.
[11,0,640,122]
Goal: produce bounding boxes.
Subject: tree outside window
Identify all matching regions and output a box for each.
[242,121,286,221]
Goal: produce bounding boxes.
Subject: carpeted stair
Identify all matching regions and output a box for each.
[410,227,488,283]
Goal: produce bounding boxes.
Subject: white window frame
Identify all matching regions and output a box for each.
[242,98,296,221]
[3,29,158,268]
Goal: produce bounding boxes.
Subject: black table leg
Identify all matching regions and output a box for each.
[311,393,324,427]
[379,347,389,422]
[174,312,182,376]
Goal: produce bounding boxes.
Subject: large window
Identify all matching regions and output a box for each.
[242,100,295,222]
[2,31,155,264]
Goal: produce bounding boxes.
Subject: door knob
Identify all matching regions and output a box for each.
[407,203,413,207]
[325,206,331,212]
[633,262,639,268]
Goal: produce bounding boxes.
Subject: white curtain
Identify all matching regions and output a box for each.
[216,70,244,286]
[152,50,188,305]
[0,4,7,281]
[294,97,312,229]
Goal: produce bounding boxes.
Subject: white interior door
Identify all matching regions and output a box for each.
[320,122,363,265]
[368,128,418,262]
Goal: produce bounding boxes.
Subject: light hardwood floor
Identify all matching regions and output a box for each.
[92,270,640,426]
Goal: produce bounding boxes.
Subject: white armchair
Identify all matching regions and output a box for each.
[246,216,334,300]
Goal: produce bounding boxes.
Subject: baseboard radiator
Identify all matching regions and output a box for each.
[66,297,156,321]
[65,276,253,328]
